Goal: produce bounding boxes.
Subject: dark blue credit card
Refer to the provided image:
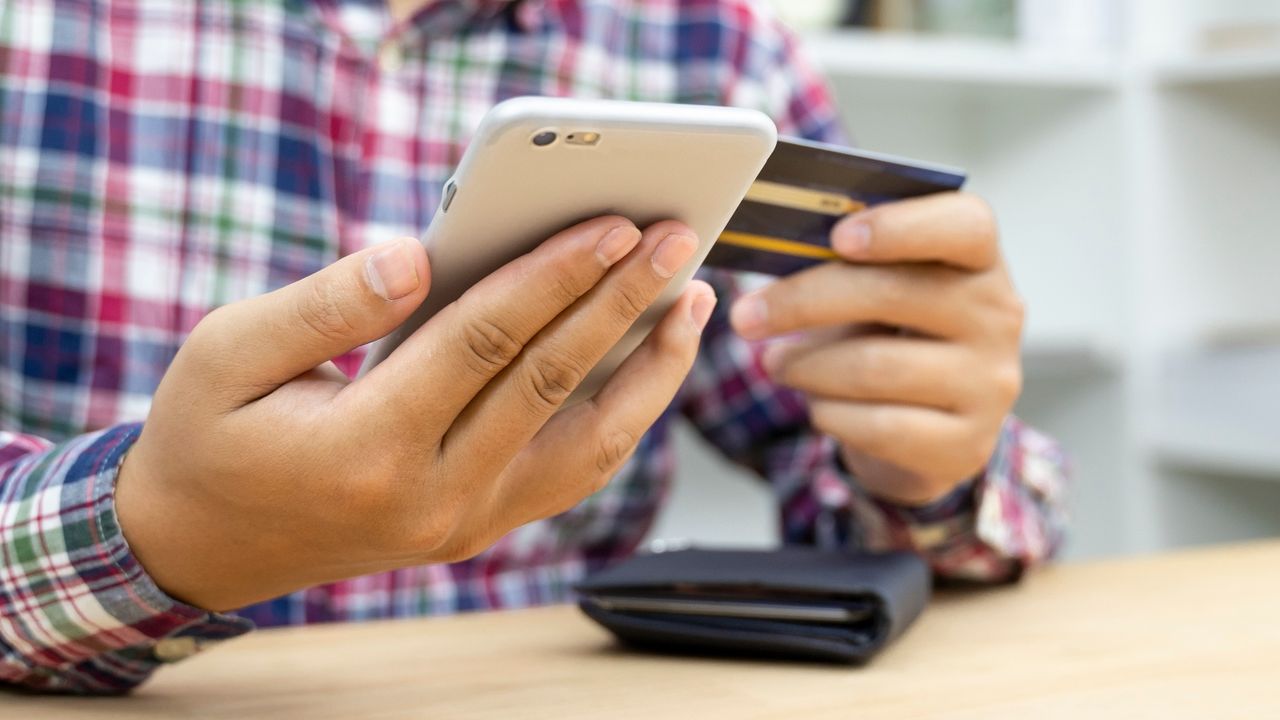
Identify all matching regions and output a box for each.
[705,137,967,276]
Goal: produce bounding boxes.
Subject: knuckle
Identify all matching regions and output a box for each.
[544,491,587,521]
[546,256,593,306]
[548,274,585,308]
[461,318,523,374]
[810,402,861,450]
[993,361,1024,406]
[650,316,698,363]
[192,304,233,337]
[961,194,998,237]
[349,457,461,556]
[866,267,908,311]
[968,272,1023,333]
[408,502,467,558]
[296,281,359,341]
[961,429,1000,478]
[855,406,898,456]
[588,471,613,495]
[1004,293,1027,333]
[808,402,836,435]
[184,305,235,355]
[963,193,996,226]
[429,533,480,564]
[524,355,587,410]
[436,530,491,563]
[173,306,255,398]
[595,427,638,476]
[608,280,655,325]
[455,537,494,562]
[855,342,893,383]
[782,272,822,319]
[946,194,999,267]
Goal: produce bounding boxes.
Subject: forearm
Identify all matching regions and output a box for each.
[0,425,251,695]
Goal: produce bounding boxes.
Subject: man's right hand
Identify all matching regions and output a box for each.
[115,216,714,612]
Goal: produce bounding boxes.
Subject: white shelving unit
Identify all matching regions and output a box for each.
[803,1,1280,559]
[653,0,1280,560]
[1153,343,1280,479]
[802,31,1118,90]
[1155,428,1280,479]
[1156,52,1280,85]
[1022,336,1118,381]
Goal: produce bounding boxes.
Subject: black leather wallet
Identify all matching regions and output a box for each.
[575,547,930,664]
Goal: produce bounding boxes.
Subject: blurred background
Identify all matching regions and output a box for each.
[650,0,1280,561]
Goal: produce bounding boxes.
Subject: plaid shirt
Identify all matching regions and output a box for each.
[0,0,1069,694]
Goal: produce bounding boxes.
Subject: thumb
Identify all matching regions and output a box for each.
[199,236,430,391]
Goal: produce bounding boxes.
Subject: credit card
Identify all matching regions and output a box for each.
[705,137,967,276]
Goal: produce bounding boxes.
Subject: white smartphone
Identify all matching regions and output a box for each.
[359,96,778,402]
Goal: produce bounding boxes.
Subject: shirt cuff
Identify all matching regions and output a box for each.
[844,417,1069,583]
[1,424,252,694]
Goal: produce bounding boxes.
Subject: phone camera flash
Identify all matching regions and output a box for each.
[566,131,601,146]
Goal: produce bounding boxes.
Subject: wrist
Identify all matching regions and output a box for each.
[115,439,289,612]
[839,444,970,508]
[115,445,214,609]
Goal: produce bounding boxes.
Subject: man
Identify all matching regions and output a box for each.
[0,0,1067,694]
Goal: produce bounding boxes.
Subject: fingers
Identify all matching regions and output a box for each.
[443,221,700,472]
[808,399,994,492]
[763,336,975,411]
[731,262,984,340]
[356,216,642,428]
[493,281,715,525]
[831,192,998,271]
[186,236,430,399]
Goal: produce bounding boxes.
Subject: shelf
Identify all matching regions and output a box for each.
[1156,52,1280,85]
[803,31,1119,91]
[1022,335,1118,380]
[1154,425,1280,480]
[1152,344,1280,479]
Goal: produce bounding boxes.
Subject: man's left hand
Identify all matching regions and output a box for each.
[729,192,1024,506]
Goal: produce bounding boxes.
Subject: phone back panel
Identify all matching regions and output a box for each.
[360,97,778,402]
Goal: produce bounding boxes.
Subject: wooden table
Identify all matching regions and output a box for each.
[8,540,1280,718]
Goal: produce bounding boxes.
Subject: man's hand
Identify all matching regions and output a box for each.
[728,193,1023,506]
[116,216,715,611]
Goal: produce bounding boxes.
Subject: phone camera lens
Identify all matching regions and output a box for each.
[532,131,557,147]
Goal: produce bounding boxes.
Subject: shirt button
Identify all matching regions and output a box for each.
[154,636,201,663]
[378,42,404,74]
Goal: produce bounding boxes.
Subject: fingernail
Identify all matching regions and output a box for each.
[834,218,872,257]
[651,233,698,279]
[689,290,717,334]
[366,237,420,301]
[596,225,642,267]
[730,292,768,336]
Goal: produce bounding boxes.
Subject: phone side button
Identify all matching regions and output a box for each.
[441,180,458,213]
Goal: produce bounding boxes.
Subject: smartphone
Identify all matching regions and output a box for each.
[359,96,778,403]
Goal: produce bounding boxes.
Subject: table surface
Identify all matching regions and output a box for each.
[8,540,1280,719]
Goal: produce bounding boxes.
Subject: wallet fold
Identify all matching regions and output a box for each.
[575,547,931,664]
